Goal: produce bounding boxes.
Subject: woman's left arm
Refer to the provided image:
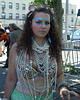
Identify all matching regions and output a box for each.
[57,57,80,100]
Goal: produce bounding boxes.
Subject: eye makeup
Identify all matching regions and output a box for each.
[45,18,50,21]
[34,17,50,26]
[34,17,50,21]
[34,17,43,21]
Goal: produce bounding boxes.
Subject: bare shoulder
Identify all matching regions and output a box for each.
[10,43,18,54]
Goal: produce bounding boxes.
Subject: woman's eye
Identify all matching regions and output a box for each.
[45,22,50,25]
[36,21,42,25]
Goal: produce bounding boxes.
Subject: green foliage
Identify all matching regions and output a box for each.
[64,65,80,75]
[30,0,54,9]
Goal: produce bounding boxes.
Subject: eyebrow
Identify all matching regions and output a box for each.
[34,17,50,21]
[34,17,43,21]
[45,18,50,21]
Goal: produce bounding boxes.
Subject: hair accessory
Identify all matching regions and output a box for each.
[48,37,51,43]
[29,4,48,12]
[28,4,55,17]
[28,11,33,17]
[29,5,36,11]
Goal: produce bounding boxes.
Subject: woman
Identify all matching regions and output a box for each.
[3,8,80,100]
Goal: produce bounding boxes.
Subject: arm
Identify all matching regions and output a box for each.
[57,57,65,85]
[0,34,4,41]
[57,56,80,100]
[3,43,18,98]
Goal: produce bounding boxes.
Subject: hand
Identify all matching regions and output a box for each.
[60,87,80,100]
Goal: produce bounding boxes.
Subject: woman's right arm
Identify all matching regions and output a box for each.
[3,43,18,99]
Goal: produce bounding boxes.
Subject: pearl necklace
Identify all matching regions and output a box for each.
[32,39,50,73]
[32,39,50,53]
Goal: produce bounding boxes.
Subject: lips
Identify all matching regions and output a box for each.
[40,30,46,33]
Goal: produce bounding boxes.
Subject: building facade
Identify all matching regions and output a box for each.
[0,0,32,29]
[62,3,80,29]
[0,0,79,29]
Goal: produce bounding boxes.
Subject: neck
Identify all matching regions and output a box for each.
[34,37,46,46]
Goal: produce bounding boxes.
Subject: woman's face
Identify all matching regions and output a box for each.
[31,12,50,39]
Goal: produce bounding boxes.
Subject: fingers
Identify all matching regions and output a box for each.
[69,91,80,98]
[61,91,80,100]
[66,91,71,100]
[60,87,80,100]
[60,95,65,100]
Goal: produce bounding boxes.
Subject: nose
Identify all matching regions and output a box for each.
[41,23,46,28]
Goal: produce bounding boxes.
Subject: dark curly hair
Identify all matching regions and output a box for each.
[17,8,62,61]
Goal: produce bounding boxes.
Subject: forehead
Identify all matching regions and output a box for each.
[33,12,50,20]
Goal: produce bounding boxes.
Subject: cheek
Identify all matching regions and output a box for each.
[32,23,39,31]
[47,25,50,31]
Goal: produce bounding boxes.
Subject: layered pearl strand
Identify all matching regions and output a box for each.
[32,39,50,53]
[32,39,50,73]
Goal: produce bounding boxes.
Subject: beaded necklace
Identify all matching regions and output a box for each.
[32,39,50,53]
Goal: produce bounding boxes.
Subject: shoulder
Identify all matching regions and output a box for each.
[15,29,22,34]
[10,43,18,54]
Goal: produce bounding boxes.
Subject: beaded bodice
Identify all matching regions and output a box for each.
[15,40,57,100]
[16,52,57,90]
[16,53,56,80]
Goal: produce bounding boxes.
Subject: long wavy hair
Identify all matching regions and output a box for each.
[17,8,62,61]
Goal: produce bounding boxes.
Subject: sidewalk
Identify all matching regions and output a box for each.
[0,54,8,99]
[0,54,80,100]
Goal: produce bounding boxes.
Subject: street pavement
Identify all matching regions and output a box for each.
[0,54,8,99]
[0,54,80,100]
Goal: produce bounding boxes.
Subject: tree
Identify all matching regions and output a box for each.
[30,0,64,40]
[53,0,64,40]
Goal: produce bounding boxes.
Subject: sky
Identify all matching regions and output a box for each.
[62,0,80,11]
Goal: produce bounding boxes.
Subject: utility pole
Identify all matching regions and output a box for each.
[64,0,69,41]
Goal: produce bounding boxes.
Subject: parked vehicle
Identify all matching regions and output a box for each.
[71,29,80,40]
[62,28,77,40]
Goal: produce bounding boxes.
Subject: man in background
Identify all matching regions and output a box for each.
[9,23,22,49]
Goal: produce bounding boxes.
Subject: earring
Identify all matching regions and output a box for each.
[31,36,34,40]
[48,37,51,43]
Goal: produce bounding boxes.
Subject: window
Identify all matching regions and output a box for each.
[71,17,74,22]
[2,1,6,8]
[1,12,6,19]
[16,3,19,9]
[22,14,25,19]
[16,13,19,19]
[22,4,25,10]
[71,9,74,14]
[9,2,12,9]
[9,13,13,19]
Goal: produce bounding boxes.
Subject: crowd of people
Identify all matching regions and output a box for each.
[1,7,80,100]
[0,23,22,68]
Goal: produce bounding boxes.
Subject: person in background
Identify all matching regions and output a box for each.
[3,8,80,100]
[0,23,5,57]
[2,23,22,68]
[9,23,22,49]
[0,27,10,68]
